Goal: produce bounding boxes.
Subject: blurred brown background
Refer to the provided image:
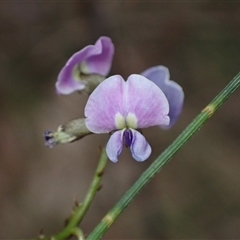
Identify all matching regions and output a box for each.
[1,1,240,239]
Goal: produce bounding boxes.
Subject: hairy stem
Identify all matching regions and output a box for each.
[38,147,108,240]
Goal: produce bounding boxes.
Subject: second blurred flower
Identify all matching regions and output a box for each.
[56,36,114,95]
[141,66,184,128]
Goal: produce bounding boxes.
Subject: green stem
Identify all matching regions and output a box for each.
[71,227,85,240]
[87,72,240,240]
[39,147,108,240]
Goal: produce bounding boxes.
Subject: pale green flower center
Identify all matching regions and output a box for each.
[126,113,138,129]
[79,61,89,74]
[115,112,138,129]
[72,62,89,81]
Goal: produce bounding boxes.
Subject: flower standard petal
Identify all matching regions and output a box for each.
[106,130,124,163]
[56,36,114,95]
[85,75,125,133]
[125,74,170,128]
[130,130,152,162]
[141,66,184,128]
[141,65,170,86]
[84,36,114,76]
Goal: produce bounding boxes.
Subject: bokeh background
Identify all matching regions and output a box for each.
[1,1,240,239]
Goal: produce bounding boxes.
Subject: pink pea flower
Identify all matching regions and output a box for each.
[141,66,184,129]
[56,36,114,95]
[84,74,170,163]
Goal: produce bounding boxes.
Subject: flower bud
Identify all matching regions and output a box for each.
[44,118,92,148]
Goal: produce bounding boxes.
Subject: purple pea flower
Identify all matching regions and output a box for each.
[84,74,170,163]
[141,66,184,129]
[56,36,114,95]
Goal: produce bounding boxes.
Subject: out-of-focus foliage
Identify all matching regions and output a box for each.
[0,2,240,239]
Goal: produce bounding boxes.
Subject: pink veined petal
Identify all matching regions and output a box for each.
[130,130,152,162]
[141,66,184,129]
[84,36,114,76]
[85,75,125,133]
[56,36,114,95]
[106,130,124,163]
[125,74,170,128]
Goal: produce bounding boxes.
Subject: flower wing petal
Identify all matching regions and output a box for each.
[56,36,114,95]
[85,75,125,133]
[106,130,123,163]
[130,130,151,162]
[141,66,184,128]
[125,74,170,128]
